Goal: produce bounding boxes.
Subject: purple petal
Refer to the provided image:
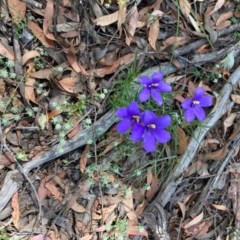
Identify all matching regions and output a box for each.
[130,123,145,142]
[142,110,157,125]
[127,101,140,115]
[199,95,212,107]
[156,115,171,129]
[139,76,152,85]
[151,72,164,83]
[116,107,128,118]
[193,106,206,121]
[139,88,150,102]
[143,131,156,153]
[151,89,163,105]
[181,99,192,110]
[117,119,131,133]
[152,129,171,143]
[184,108,195,123]
[193,87,205,100]
[158,81,172,92]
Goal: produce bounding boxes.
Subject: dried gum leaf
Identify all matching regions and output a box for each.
[94,11,118,26]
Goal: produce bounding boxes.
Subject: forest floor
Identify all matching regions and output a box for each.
[1,0,240,239]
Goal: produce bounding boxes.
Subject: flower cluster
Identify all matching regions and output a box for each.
[116,72,213,153]
[116,102,171,152]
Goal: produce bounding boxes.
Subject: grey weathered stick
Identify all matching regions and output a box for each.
[152,65,240,208]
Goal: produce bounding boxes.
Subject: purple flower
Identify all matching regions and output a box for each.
[116,101,143,134]
[138,72,172,105]
[132,110,171,153]
[181,87,213,123]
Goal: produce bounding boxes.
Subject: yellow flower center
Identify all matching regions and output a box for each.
[148,124,156,129]
[193,100,200,105]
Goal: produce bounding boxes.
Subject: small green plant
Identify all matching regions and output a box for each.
[16,150,27,161]
[231,16,239,24]
[234,31,240,41]
[192,68,222,83]
[109,63,139,109]
[34,57,44,70]
[15,18,27,38]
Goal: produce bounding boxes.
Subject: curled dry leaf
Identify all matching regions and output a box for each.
[45,180,62,201]
[95,53,134,77]
[208,0,225,16]
[71,201,86,213]
[199,145,228,161]
[59,77,77,93]
[22,50,40,65]
[177,201,186,219]
[223,112,237,136]
[27,20,55,48]
[125,5,138,46]
[148,19,159,50]
[216,11,233,27]
[0,41,15,60]
[30,68,53,79]
[184,212,204,229]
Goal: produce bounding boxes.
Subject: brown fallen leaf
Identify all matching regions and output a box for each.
[212,204,228,211]
[11,193,20,230]
[199,145,228,161]
[7,0,26,23]
[179,0,191,17]
[216,11,233,26]
[223,112,237,136]
[43,0,56,41]
[0,41,15,60]
[59,77,77,93]
[184,212,203,229]
[95,53,134,77]
[45,180,62,201]
[79,145,90,173]
[25,77,36,103]
[125,5,138,46]
[177,127,188,155]
[22,50,40,65]
[70,201,86,213]
[208,0,225,16]
[148,18,159,50]
[94,11,119,26]
[27,20,55,48]
[66,53,88,75]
